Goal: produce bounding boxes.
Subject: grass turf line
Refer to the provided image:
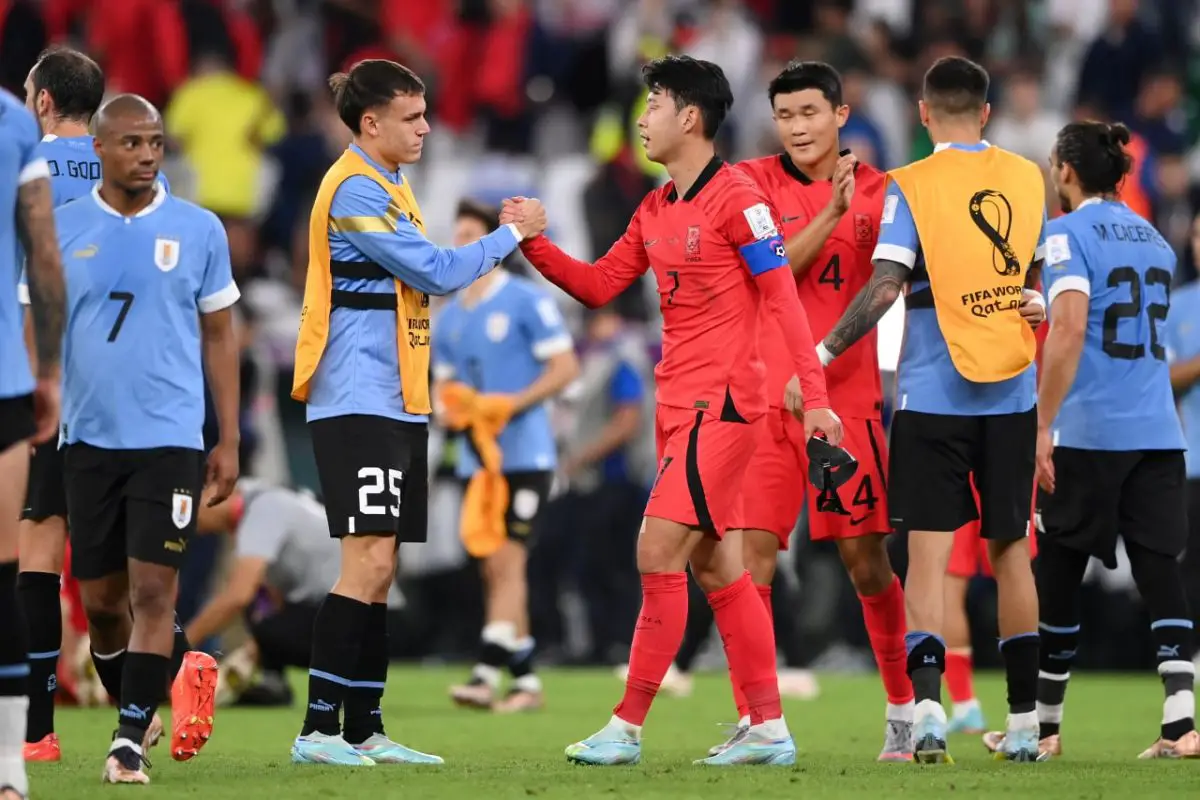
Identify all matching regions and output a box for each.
[29,667,1199,798]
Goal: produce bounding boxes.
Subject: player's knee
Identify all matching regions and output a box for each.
[82,604,126,639]
[17,520,66,574]
[128,574,176,620]
[986,537,1031,577]
[337,535,397,598]
[742,531,778,586]
[634,526,691,574]
[840,537,893,596]
[484,541,526,588]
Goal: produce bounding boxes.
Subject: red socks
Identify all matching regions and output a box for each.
[730,583,773,719]
[613,572,689,726]
[859,576,913,705]
[945,649,975,703]
[711,573,781,724]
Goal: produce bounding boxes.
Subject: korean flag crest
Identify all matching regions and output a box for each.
[171,491,193,530]
[155,237,181,272]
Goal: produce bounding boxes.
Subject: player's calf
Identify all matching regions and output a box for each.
[987,538,1040,754]
[17,518,65,750]
[1125,540,1200,757]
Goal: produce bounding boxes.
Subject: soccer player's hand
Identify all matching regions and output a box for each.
[1019,288,1046,328]
[31,374,60,445]
[501,197,548,239]
[829,154,856,216]
[802,407,844,447]
[1035,425,1055,494]
[206,439,240,507]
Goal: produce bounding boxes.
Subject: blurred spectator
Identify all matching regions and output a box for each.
[1132,68,1188,155]
[987,67,1067,165]
[1075,0,1163,121]
[839,62,888,168]
[166,48,285,275]
[0,0,47,97]
[529,306,653,663]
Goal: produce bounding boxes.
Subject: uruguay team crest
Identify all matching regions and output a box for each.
[486,312,510,342]
[154,237,181,272]
[171,491,193,530]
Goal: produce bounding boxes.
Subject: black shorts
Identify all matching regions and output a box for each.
[1190,479,1200,553]
[458,470,554,547]
[888,407,1036,540]
[63,444,205,581]
[22,442,67,522]
[1038,448,1187,569]
[0,394,34,453]
[310,414,428,542]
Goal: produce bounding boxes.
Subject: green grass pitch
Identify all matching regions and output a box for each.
[30,666,1200,798]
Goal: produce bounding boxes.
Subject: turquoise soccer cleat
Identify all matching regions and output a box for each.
[291,732,375,766]
[565,723,642,766]
[352,733,444,764]
[993,727,1048,763]
[948,704,987,735]
[912,712,953,764]
[694,731,796,766]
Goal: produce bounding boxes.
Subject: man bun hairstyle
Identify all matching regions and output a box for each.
[641,55,733,141]
[330,59,425,135]
[1054,121,1134,196]
[922,55,989,117]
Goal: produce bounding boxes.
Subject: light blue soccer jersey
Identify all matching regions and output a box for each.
[305,144,520,424]
[0,91,46,399]
[1042,197,1185,452]
[433,273,571,477]
[57,184,239,450]
[18,136,170,302]
[875,142,1045,416]
[1165,281,1200,476]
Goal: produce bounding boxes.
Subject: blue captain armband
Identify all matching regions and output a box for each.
[740,235,788,276]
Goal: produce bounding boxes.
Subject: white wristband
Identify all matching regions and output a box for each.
[505,222,524,243]
[816,342,835,367]
[1023,288,1045,309]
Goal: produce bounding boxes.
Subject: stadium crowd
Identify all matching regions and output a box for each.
[1,0,1199,738]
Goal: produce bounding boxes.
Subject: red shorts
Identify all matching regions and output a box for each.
[62,540,87,634]
[645,404,762,536]
[731,412,891,547]
[947,479,1039,578]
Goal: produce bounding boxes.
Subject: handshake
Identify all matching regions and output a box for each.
[500,196,548,241]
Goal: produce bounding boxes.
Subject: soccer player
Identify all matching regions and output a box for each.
[19,50,211,768]
[1167,227,1200,662]
[437,200,579,714]
[290,60,539,767]
[55,94,240,784]
[504,54,842,767]
[0,87,67,800]
[986,121,1200,759]
[16,45,105,764]
[815,56,1048,763]
[728,60,912,762]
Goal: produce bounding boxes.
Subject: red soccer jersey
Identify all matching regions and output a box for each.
[521,157,828,417]
[738,153,888,419]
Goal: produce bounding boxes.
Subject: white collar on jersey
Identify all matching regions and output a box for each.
[1076,197,1106,209]
[461,270,510,309]
[41,134,57,142]
[932,139,991,153]
[91,181,167,219]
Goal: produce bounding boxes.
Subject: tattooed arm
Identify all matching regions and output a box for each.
[16,176,65,377]
[820,259,909,358]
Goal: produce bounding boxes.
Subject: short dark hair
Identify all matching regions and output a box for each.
[455,198,499,235]
[329,59,425,135]
[922,56,989,116]
[768,60,843,108]
[641,55,733,140]
[30,47,104,122]
[1054,121,1133,196]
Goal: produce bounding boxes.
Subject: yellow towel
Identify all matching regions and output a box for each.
[439,382,517,558]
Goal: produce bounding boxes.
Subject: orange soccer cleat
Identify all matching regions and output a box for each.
[23,733,61,762]
[170,651,218,761]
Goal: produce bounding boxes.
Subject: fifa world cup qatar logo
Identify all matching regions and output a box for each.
[969,189,1022,276]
